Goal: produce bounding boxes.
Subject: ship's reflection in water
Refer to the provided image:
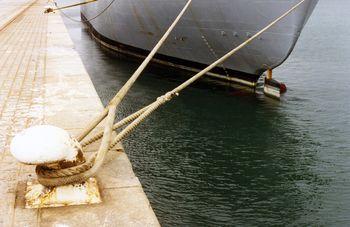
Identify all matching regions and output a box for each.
[62,0,350,225]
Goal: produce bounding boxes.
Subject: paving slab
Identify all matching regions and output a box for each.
[0,0,36,31]
[0,0,159,226]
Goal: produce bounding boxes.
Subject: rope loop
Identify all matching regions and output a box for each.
[34,0,306,187]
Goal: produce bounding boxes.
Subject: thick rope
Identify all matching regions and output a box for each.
[81,104,151,147]
[37,104,116,186]
[107,0,307,149]
[76,0,193,142]
[45,0,98,13]
[36,0,193,186]
[52,0,117,23]
[108,93,177,149]
[36,0,306,186]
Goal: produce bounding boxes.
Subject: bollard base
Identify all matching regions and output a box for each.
[25,178,101,209]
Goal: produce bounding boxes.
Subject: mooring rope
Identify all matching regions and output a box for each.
[76,0,193,142]
[80,104,151,147]
[36,0,306,186]
[49,0,116,23]
[37,0,193,186]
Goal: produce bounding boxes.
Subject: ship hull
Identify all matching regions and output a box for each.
[81,0,318,85]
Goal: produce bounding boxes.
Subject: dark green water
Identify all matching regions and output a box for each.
[61,0,350,225]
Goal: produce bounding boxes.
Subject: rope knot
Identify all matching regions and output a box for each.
[157,92,179,102]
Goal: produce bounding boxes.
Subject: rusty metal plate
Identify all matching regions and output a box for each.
[25,178,102,208]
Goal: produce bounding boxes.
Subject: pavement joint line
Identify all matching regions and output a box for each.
[0,0,160,225]
[0,0,38,32]
[0,12,38,124]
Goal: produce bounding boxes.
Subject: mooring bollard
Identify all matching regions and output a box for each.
[10,125,102,208]
[8,0,305,209]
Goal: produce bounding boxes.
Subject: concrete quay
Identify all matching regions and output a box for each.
[0,0,159,226]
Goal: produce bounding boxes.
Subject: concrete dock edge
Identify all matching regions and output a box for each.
[0,0,160,226]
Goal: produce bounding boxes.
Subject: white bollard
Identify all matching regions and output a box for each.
[10,125,82,165]
[10,125,101,209]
